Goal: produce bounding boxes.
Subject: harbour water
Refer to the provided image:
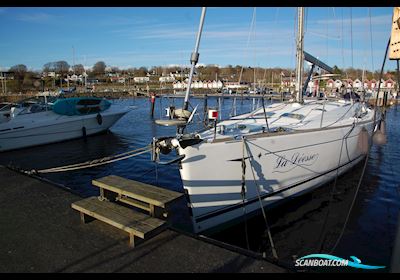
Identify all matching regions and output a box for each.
[0,97,399,271]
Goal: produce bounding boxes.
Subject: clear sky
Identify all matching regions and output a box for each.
[0,7,397,72]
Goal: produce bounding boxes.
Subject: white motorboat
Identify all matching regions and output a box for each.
[152,7,382,233]
[0,96,130,152]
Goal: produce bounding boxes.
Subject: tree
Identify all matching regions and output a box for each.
[110,66,120,73]
[22,72,34,88]
[73,64,85,75]
[54,61,70,75]
[332,65,342,75]
[43,62,55,73]
[136,67,148,77]
[9,64,28,91]
[9,64,28,77]
[93,61,106,75]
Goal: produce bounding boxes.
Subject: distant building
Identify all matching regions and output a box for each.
[224,81,249,89]
[281,77,296,87]
[334,80,343,89]
[170,70,191,79]
[159,76,175,83]
[133,77,150,83]
[327,79,335,88]
[353,79,362,89]
[322,78,395,91]
[47,72,56,78]
[172,80,223,90]
[110,76,126,83]
[370,79,377,89]
[363,79,370,89]
[68,74,82,82]
[385,78,395,89]
[173,81,184,89]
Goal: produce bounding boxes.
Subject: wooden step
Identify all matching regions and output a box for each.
[92,175,183,208]
[71,196,166,247]
[117,196,151,212]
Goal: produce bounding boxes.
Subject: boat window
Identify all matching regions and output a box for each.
[18,104,49,115]
[280,113,305,120]
[254,112,275,117]
[219,123,264,135]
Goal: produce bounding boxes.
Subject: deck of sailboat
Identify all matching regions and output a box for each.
[196,100,373,141]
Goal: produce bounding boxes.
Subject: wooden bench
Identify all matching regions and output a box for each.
[71,196,166,247]
[92,175,183,219]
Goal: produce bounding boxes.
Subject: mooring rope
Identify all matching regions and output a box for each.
[243,137,279,260]
[23,145,152,174]
[241,136,251,251]
[325,37,390,255]
[316,122,355,252]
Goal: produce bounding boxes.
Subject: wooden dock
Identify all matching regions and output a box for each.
[0,166,288,272]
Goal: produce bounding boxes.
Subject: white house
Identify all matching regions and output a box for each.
[212,80,223,89]
[134,77,150,83]
[363,79,370,89]
[172,79,223,90]
[173,81,184,89]
[334,80,342,89]
[159,76,175,83]
[224,81,249,89]
[385,78,395,89]
[370,79,377,89]
[353,79,362,89]
[327,79,335,88]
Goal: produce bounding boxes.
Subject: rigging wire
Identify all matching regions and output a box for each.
[327,37,390,255]
[291,8,297,80]
[242,137,278,259]
[238,7,257,86]
[243,137,279,260]
[326,8,329,62]
[341,8,347,79]
[350,8,354,69]
[253,8,257,94]
[368,8,375,73]
[317,122,356,252]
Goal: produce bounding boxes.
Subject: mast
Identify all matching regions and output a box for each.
[183,7,207,111]
[295,7,305,103]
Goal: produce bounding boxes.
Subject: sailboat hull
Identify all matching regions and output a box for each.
[178,120,374,233]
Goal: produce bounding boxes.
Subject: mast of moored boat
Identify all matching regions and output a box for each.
[183,7,207,111]
[295,7,305,103]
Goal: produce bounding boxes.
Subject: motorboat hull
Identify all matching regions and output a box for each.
[0,107,129,152]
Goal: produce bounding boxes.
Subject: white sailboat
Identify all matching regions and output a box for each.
[0,95,130,152]
[153,7,381,233]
